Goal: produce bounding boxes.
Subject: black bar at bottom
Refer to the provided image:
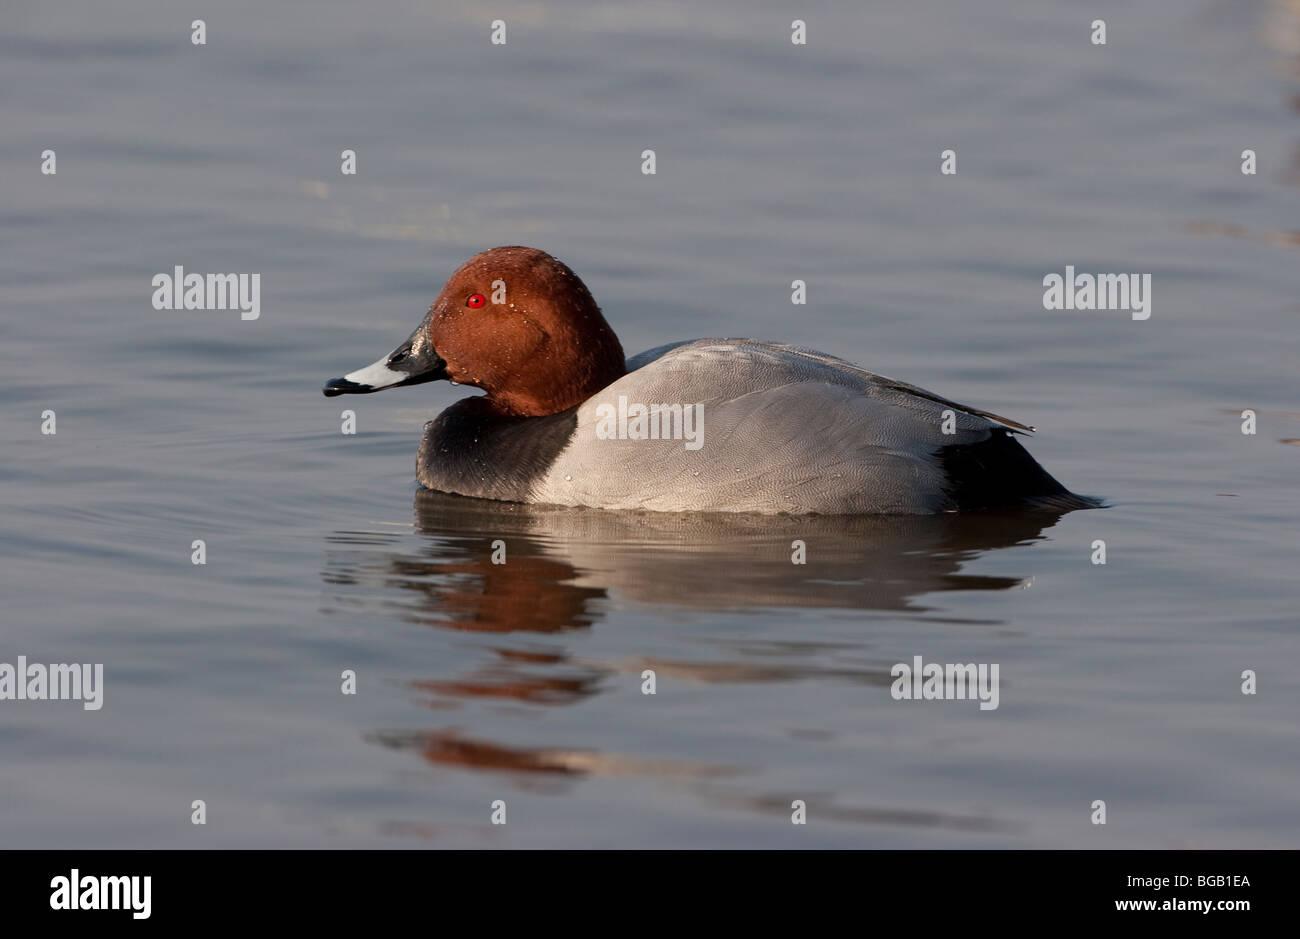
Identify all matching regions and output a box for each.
[0,849,1282,925]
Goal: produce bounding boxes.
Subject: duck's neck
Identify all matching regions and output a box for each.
[489,328,627,417]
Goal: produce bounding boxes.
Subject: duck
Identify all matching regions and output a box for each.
[323,246,1093,515]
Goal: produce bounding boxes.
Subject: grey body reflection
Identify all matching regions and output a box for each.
[324,492,1066,631]
[322,494,1062,822]
[405,490,1061,619]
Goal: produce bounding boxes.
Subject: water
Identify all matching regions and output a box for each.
[1,0,1296,847]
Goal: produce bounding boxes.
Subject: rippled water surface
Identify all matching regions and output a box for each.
[2,0,1297,847]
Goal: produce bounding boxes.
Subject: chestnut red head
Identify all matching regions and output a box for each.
[323,247,627,416]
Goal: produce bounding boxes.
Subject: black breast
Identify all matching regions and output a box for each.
[416,397,578,502]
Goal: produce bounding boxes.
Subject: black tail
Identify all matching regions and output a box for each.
[938,432,1099,512]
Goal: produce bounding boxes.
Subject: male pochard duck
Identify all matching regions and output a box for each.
[323,246,1092,514]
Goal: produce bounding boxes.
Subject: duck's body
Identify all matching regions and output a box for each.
[417,338,1088,514]
[326,247,1092,515]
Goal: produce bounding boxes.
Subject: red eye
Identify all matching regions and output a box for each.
[467,293,486,309]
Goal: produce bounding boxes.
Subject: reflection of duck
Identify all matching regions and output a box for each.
[368,728,740,781]
[365,725,1016,837]
[413,489,1064,615]
[328,496,1059,834]
[321,490,1069,636]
